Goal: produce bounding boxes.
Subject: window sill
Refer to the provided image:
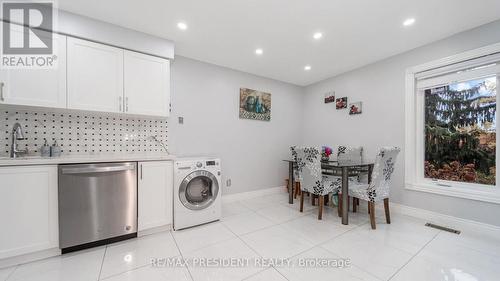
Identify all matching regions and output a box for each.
[405,182,500,205]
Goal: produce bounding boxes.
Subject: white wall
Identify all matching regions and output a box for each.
[169,56,303,195]
[302,20,500,226]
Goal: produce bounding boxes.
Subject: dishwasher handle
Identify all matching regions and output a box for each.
[61,164,135,174]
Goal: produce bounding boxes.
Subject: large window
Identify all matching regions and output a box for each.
[405,44,500,203]
[424,77,496,186]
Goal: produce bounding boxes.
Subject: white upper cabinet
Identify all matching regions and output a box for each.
[124,51,170,116]
[67,37,124,113]
[138,161,173,232]
[2,32,171,117]
[0,33,67,109]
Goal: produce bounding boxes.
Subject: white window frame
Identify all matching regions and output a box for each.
[405,42,500,204]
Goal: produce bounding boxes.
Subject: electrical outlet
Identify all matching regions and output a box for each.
[226,179,231,187]
[178,117,184,124]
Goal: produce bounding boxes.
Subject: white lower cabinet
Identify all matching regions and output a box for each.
[138,161,173,232]
[0,166,58,260]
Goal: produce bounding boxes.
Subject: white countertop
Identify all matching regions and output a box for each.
[0,153,176,167]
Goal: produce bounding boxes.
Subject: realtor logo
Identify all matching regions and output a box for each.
[1,1,57,69]
[2,2,53,54]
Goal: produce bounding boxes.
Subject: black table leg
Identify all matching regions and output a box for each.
[341,166,349,225]
[368,164,373,184]
[288,161,294,204]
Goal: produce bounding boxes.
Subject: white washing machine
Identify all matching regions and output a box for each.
[173,158,222,230]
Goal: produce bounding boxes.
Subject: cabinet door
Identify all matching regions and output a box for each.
[124,51,170,116]
[138,161,173,231]
[67,37,124,113]
[0,165,58,259]
[0,33,67,108]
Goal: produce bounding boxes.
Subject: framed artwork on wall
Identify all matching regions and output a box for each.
[349,102,362,115]
[324,92,335,103]
[239,88,271,121]
[336,97,347,109]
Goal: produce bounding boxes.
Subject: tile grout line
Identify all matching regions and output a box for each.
[387,230,442,281]
[313,222,390,281]
[100,233,185,280]
[99,263,153,281]
[220,221,291,281]
[97,246,107,280]
[3,265,18,281]
[222,200,316,240]
[270,265,291,281]
[225,196,371,249]
[240,266,291,281]
[224,200,371,280]
[289,220,368,261]
[169,230,195,281]
[96,195,364,281]
[219,221,274,280]
[271,220,369,280]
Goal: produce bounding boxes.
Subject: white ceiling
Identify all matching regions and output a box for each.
[59,0,500,86]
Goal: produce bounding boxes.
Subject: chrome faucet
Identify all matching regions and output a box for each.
[151,135,169,154]
[10,123,28,158]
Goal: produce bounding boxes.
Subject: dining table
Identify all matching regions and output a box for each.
[283,159,374,225]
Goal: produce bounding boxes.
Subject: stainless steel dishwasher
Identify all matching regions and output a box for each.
[58,162,137,253]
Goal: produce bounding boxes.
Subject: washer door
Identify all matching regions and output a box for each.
[179,170,219,210]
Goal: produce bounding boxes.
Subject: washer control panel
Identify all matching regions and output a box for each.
[175,159,220,171]
[205,160,218,166]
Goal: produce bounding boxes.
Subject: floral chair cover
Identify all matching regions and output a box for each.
[337,145,363,162]
[348,147,400,202]
[290,146,303,181]
[295,147,341,196]
[337,145,366,183]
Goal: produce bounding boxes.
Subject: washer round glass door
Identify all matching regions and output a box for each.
[179,170,219,210]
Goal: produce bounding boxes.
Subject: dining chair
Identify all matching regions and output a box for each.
[336,145,365,209]
[285,146,302,198]
[345,147,400,229]
[337,145,363,162]
[295,146,341,219]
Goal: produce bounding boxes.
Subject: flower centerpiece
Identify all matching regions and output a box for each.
[321,146,333,162]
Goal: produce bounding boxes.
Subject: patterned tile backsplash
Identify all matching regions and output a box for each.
[1,108,168,157]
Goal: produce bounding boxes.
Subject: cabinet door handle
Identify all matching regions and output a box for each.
[0,82,4,102]
[140,164,143,180]
[119,96,122,111]
[125,97,129,112]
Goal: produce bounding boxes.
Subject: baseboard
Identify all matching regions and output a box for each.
[390,202,500,236]
[222,186,285,203]
[0,248,61,269]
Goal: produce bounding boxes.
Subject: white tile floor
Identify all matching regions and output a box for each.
[1,191,500,281]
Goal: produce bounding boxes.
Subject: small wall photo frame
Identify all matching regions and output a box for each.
[336,97,347,109]
[324,92,335,103]
[349,102,362,115]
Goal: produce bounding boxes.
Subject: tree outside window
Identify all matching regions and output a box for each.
[424,76,497,185]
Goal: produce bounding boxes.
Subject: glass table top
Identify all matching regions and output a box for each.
[283,159,375,167]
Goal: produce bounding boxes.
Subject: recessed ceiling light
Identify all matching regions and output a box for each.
[177,22,188,30]
[304,65,311,71]
[255,48,263,55]
[403,18,415,27]
[313,32,323,40]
